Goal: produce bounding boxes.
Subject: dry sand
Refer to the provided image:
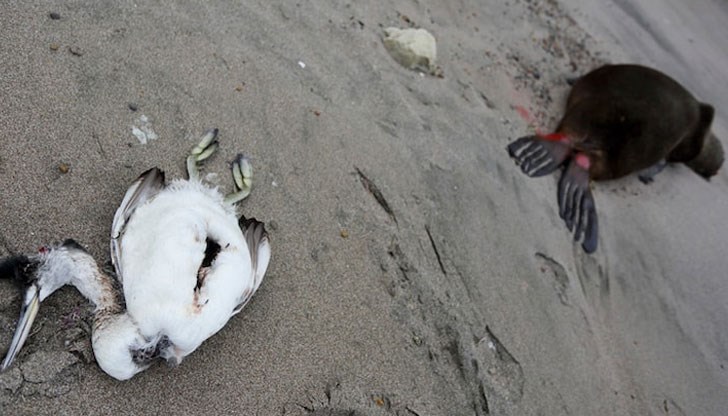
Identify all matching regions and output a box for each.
[1,1,726,415]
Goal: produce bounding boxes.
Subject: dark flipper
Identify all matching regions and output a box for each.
[507,135,571,177]
[637,160,667,184]
[558,159,599,253]
[684,132,725,179]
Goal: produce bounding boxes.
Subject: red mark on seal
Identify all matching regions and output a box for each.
[575,153,591,170]
[541,132,567,142]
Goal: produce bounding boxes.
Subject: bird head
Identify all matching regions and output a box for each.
[91,311,160,381]
[0,239,88,371]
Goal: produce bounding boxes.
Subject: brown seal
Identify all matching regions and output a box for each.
[507,64,724,253]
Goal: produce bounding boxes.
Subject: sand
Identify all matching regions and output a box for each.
[1,0,726,415]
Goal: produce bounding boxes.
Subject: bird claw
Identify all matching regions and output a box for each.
[186,129,220,181]
[190,129,219,158]
[225,154,253,205]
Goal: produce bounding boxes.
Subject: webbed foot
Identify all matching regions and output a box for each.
[224,154,253,205]
[186,128,219,181]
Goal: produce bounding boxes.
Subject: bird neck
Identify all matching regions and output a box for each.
[86,272,125,316]
[65,251,125,315]
[70,260,130,341]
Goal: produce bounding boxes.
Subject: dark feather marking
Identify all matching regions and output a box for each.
[239,216,268,274]
[62,239,88,253]
[0,255,36,288]
[197,238,221,291]
[201,238,221,269]
[130,335,171,366]
[122,168,166,226]
[111,168,166,282]
[233,217,268,314]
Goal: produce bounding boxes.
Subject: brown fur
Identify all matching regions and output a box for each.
[558,64,723,180]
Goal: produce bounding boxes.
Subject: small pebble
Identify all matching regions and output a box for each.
[128,102,138,112]
[313,110,321,116]
[68,46,83,56]
[49,43,60,51]
[268,220,278,231]
[234,84,244,92]
[340,229,349,238]
[58,163,69,174]
[49,12,61,20]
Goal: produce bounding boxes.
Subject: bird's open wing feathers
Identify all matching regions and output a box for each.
[232,217,270,314]
[110,168,166,282]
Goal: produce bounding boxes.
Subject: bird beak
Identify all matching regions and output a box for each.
[1,284,40,371]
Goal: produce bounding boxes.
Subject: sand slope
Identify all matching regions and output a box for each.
[1,1,725,415]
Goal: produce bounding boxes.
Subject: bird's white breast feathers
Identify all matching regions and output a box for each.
[119,181,254,355]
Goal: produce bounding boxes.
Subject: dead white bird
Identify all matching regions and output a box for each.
[0,129,270,380]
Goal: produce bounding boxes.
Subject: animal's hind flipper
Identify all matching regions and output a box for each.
[637,159,667,184]
[678,104,725,179]
[558,159,599,253]
[507,135,571,177]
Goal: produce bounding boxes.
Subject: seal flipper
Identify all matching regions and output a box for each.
[637,160,667,184]
[507,135,571,177]
[558,159,599,253]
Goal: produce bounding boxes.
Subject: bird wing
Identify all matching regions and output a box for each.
[110,168,166,282]
[118,185,248,352]
[232,217,270,315]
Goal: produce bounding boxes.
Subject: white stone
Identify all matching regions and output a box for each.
[131,114,158,144]
[382,27,437,72]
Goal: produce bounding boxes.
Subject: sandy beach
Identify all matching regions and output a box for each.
[1,1,726,414]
